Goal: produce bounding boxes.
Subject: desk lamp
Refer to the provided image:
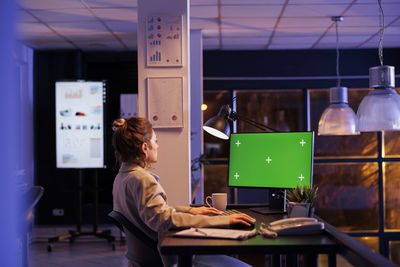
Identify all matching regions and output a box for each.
[203,104,284,210]
[203,104,279,139]
[356,0,400,132]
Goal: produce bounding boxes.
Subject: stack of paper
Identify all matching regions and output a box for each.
[173,228,257,240]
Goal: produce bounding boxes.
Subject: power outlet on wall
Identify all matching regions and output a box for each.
[52,208,64,216]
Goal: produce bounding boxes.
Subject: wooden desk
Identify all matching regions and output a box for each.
[160,208,396,267]
[160,209,339,266]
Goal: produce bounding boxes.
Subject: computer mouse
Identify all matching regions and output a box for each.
[230,221,255,230]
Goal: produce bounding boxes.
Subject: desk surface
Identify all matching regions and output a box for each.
[160,209,339,256]
[160,208,398,267]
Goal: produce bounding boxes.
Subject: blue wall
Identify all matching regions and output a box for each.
[0,0,18,266]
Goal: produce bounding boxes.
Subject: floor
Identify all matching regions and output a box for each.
[31,240,128,267]
[30,225,129,267]
[30,240,351,267]
[29,225,353,267]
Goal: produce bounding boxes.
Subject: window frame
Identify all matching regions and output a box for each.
[203,85,400,259]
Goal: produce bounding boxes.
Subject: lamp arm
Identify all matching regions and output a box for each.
[229,112,279,132]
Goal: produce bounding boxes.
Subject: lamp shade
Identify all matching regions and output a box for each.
[356,65,400,132]
[318,104,359,135]
[356,88,400,131]
[318,87,359,135]
[203,105,231,140]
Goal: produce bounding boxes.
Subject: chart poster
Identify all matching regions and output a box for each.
[146,15,183,67]
[56,81,106,168]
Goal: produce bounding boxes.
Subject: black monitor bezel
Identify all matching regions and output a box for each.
[227,131,314,189]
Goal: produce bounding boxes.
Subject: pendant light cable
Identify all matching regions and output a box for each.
[378,0,385,66]
[335,19,340,87]
[332,16,343,88]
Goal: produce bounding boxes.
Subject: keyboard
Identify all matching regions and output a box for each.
[219,209,241,216]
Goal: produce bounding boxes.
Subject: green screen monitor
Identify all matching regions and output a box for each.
[228,132,314,189]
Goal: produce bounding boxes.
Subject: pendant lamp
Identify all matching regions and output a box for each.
[356,0,400,132]
[318,16,359,136]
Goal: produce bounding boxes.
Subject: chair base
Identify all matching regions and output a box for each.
[47,229,115,252]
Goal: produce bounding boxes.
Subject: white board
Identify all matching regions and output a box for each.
[55,81,106,168]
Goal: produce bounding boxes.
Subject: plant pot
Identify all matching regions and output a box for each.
[309,207,315,217]
[287,201,310,218]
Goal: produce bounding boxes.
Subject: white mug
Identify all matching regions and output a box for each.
[205,193,227,211]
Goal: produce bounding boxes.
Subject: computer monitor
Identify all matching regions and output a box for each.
[228,132,314,189]
[55,80,106,169]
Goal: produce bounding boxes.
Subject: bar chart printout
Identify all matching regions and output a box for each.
[146,15,182,67]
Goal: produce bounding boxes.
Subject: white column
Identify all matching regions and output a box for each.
[137,0,191,205]
[190,30,204,204]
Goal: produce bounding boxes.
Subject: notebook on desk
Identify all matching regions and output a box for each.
[174,227,257,240]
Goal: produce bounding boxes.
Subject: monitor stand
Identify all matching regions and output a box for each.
[249,207,285,214]
[249,189,287,215]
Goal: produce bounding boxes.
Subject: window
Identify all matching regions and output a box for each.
[235,90,304,133]
[314,162,379,231]
[203,86,400,261]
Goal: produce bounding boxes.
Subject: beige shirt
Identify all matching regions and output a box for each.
[112,162,229,264]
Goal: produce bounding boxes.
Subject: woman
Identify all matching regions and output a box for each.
[112,117,254,266]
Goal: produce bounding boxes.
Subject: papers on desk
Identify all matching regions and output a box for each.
[173,227,257,240]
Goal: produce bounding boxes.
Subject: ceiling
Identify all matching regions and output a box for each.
[15,0,400,51]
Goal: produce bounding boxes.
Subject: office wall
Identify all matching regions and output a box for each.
[33,48,400,224]
[203,48,400,90]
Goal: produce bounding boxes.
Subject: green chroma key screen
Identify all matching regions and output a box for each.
[228,132,314,189]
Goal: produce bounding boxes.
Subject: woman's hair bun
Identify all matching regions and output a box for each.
[112,118,126,132]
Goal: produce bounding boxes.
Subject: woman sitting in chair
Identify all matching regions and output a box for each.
[112,116,254,267]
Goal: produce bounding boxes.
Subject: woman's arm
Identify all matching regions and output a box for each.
[131,173,230,232]
[173,206,221,215]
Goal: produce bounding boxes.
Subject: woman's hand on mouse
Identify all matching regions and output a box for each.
[229,213,256,226]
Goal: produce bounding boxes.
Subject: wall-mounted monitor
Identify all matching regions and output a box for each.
[55,81,106,168]
[228,132,314,189]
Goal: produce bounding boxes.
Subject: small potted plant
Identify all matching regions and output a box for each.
[286,185,318,217]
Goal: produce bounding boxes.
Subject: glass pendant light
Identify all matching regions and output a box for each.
[356,0,400,132]
[318,87,360,135]
[318,16,359,136]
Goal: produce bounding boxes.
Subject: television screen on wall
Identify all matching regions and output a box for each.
[55,81,106,168]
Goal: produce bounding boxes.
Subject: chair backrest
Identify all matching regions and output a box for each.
[107,210,160,253]
[22,186,45,218]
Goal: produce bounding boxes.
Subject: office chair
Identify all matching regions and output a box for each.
[108,210,164,266]
[108,211,252,267]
